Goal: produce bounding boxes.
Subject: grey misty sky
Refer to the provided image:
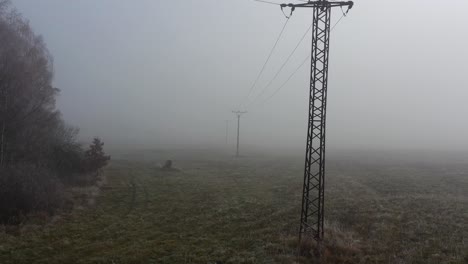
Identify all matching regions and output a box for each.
[11,0,468,151]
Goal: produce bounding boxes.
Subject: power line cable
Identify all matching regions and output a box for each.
[331,14,345,31]
[331,5,351,31]
[238,17,290,108]
[249,11,349,109]
[252,0,281,5]
[254,54,310,109]
[245,22,312,109]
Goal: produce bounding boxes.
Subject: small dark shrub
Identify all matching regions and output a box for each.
[0,164,64,224]
[56,137,111,187]
[83,138,110,174]
[52,137,110,186]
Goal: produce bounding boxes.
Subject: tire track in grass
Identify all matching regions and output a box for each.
[123,176,137,216]
[92,167,143,238]
[133,168,149,210]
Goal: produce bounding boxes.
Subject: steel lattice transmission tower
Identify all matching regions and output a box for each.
[280,0,353,243]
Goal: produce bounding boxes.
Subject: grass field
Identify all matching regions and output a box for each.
[0,149,467,263]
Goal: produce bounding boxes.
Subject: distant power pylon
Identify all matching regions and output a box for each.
[279,0,354,244]
[232,111,247,157]
[225,120,229,146]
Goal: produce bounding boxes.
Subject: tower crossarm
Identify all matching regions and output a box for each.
[281,1,353,9]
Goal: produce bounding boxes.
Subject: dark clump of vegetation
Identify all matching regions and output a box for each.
[84,138,111,174]
[0,164,64,224]
[0,0,109,224]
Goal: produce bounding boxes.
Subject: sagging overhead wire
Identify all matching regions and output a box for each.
[249,10,350,110]
[331,13,345,31]
[331,6,350,31]
[252,0,281,6]
[250,54,310,110]
[245,21,312,109]
[238,16,291,109]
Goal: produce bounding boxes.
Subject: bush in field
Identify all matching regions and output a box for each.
[49,124,86,183]
[0,164,64,224]
[62,138,111,186]
[83,138,111,174]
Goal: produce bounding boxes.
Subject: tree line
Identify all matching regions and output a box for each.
[0,0,110,224]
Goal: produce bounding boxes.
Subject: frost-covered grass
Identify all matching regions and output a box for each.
[0,149,466,263]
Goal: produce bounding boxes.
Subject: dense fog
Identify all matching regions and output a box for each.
[12,0,468,152]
